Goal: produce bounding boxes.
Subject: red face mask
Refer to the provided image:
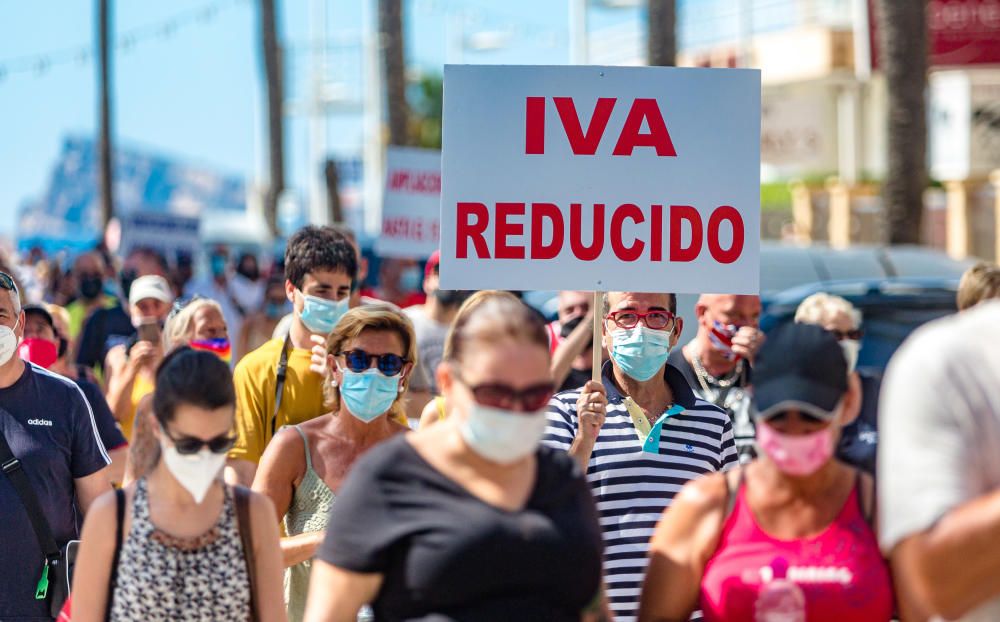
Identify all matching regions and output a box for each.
[18,338,59,369]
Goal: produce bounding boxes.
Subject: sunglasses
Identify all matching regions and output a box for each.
[456,375,555,412]
[162,427,238,455]
[337,349,408,376]
[830,328,863,341]
[167,295,203,322]
[0,272,17,293]
[606,309,675,331]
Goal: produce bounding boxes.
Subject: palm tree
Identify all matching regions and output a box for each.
[260,0,285,237]
[876,0,927,244]
[647,0,676,67]
[380,0,409,146]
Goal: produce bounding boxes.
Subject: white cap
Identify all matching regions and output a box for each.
[129,275,174,307]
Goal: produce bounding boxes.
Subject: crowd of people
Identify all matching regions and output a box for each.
[0,228,999,622]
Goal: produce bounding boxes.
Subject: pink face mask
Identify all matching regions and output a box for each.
[756,420,834,476]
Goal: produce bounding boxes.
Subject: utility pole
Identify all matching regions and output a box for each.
[568,0,588,64]
[260,0,286,237]
[97,0,114,229]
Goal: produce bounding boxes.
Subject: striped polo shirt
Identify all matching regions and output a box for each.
[544,362,738,622]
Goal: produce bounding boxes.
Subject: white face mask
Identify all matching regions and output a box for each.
[460,403,548,465]
[159,438,227,504]
[0,319,20,367]
[840,339,860,374]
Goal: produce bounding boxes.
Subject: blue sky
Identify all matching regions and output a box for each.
[3,0,765,241]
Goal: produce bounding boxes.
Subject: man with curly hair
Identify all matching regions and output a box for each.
[225,226,358,486]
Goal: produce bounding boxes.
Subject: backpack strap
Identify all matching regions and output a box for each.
[105,488,125,621]
[234,486,260,622]
[0,422,61,599]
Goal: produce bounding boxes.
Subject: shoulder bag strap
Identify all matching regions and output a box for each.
[105,488,125,621]
[855,469,876,528]
[0,426,61,599]
[271,335,291,438]
[234,486,260,622]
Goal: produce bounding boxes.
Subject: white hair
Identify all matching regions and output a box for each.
[794,292,862,329]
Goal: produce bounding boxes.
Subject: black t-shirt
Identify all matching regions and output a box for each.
[75,304,134,370]
[559,367,592,394]
[0,363,109,620]
[318,435,604,622]
[76,377,128,451]
[836,370,880,475]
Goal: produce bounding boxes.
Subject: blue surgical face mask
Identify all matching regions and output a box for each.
[299,292,348,334]
[265,301,287,319]
[210,254,228,278]
[400,266,423,292]
[339,368,401,422]
[610,325,674,381]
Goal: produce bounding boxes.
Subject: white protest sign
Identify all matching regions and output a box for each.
[439,65,761,294]
[120,211,200,263]
[375,146,442,258]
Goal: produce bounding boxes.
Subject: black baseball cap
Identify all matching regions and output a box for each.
[22,304,55,330]
[752,323,848,421]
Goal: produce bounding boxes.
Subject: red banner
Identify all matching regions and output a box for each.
[870,0,1000,69]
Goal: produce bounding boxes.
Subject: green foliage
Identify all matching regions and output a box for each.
[408,73,443,149]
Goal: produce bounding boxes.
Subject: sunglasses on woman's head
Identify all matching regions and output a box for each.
[337,349,408,376]
[162,427,238,455]
[456,376,555,412]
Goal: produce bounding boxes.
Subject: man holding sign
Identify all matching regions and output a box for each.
[438,64,759,622]
[544,292,737,622]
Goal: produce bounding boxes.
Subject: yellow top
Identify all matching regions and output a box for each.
[122,373,155,441]
[229,338,327,466]
[66,295,118,341]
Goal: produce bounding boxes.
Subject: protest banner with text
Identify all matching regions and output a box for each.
[438,65,761,294]
[376,146,442,259]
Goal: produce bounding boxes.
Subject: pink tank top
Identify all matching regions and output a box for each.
[700,477,894,622]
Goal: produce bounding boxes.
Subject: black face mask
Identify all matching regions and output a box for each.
[237,263,259,282]
[78,275,103,301]
[560,315,585,339]
[434,289,472,307]
[120,269,138,299]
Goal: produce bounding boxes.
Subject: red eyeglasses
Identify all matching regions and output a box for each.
[456,375,555,412]
[605,310,676,331]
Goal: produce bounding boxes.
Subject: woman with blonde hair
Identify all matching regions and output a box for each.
[123,297,230,484]
[253,304,415,622]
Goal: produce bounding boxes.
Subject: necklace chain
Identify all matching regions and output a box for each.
[691,350,742,391]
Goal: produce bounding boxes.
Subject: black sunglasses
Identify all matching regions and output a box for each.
[0,272,17,293]
[338,349,408,376]
[162,427,237,455]
[830,328,863,341]
[167,295,203,322]
[456,375,555,413]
